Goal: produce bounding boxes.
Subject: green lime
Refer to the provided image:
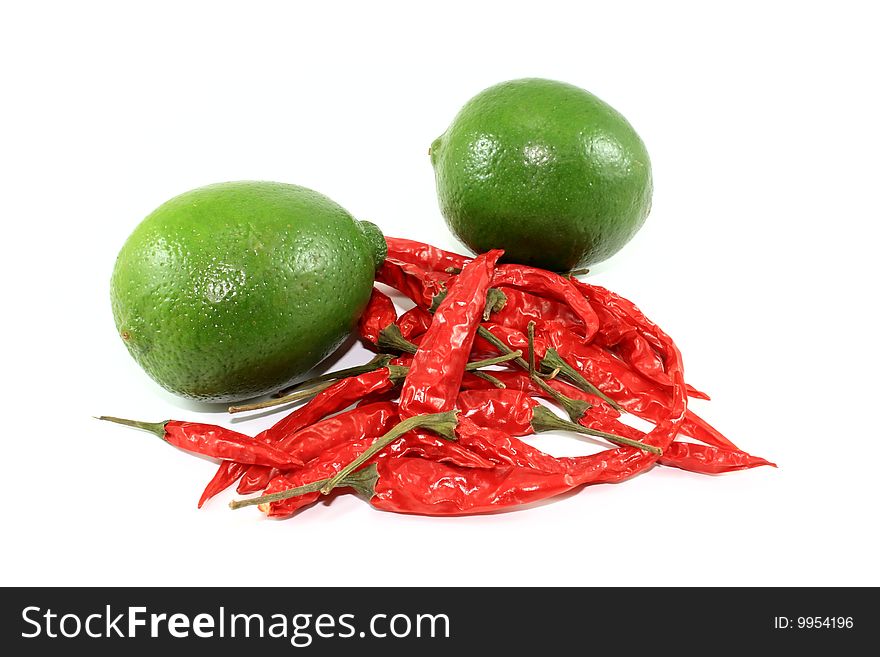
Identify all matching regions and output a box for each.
[110,181,385,402]
[430,78,652,271]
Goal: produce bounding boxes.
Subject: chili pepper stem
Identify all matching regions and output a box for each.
[320,410,459,495]
[567,268,590,277]
[465,350,522,370]
[530,406,662,455]
[377,325,419,354]
[274,354,392,397]
[229,465,380,510]
[483,288,508,320]
[96,416,168,439]
[527,321,536,376]
[471,371,506,388]
[476,325,588,421]
[477,326,531,370]
[228,380,336,414]
[541,348,623,411]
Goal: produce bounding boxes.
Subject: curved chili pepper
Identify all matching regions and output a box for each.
[375,258,450,309]
[395,306,433,340]
[491,286,584,333]
[390,428,496,469]
[459,367,620,419]
[384,236,470,272]
[262,436,383,519]
[235,372,401,494]
[493,264,600,342]
[398,250,503,419]
[274,401,398,463]
[551,336,737,449]
[570,278,710,400]
[457,388,538,436]
[457,389,657,453]
[472,322,550,362]
[98,417,302,469]
[200,368,401,501]
[582,411,772,475]
[368,445,654,516]
[659,442,775,474]
[358,287,398,345]
[198,461,248,508]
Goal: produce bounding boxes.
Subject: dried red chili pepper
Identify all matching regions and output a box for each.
[493,264,600,341]
[457,390,659,454]
[234,371,404,495]
[384,236,470,272]
[232,410,460,516]
[398,250,503,419]
[198,461,248,508]
[659,442,775,474]
[358,287,398,346]
[375,258,450,309]
[582,411,772,475]
[491,286,585,335]
[395,306,433,340]
[569,278,710,400]
[273,401,398,464]
[366,445,655,516]
[390,428,496,469]
[259,436,383,519]
[549,336,736,449]
[97,416,302,469]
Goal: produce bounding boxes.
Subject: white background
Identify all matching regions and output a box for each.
[2,1,878,587]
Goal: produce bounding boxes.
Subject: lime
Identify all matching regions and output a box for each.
[110,181,385,402]
[431,78,652,271]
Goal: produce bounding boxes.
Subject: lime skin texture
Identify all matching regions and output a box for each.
[431,78,652,272]
[111,181,385,403]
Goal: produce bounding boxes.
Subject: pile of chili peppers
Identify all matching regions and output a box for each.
[101,237,773,517]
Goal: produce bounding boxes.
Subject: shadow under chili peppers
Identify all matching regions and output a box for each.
[167,333,364,420]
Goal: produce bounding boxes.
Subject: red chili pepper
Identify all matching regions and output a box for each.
[368,446,654,516]
[375,258,450,309]
[198,461,248,508]
[384,236,470,272]
[453,415,569,473]
[234,371,400,495]
[491,286,585,335]
[493,264,600,342]
[358,287,398,345]
[570,279,710,399]
[398,250,503,419]
[98,417,302,469]
[659,442,775,474]
[459,368,619,418]
[457,388,538,436]
[262,436,381,518]
[551,336,737,449]
[198,368,401,502]
[390,428,497,469]
[472,322,550,362]
[274,401,398,464]
[395,306,433,340]
[582,411,773,475]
